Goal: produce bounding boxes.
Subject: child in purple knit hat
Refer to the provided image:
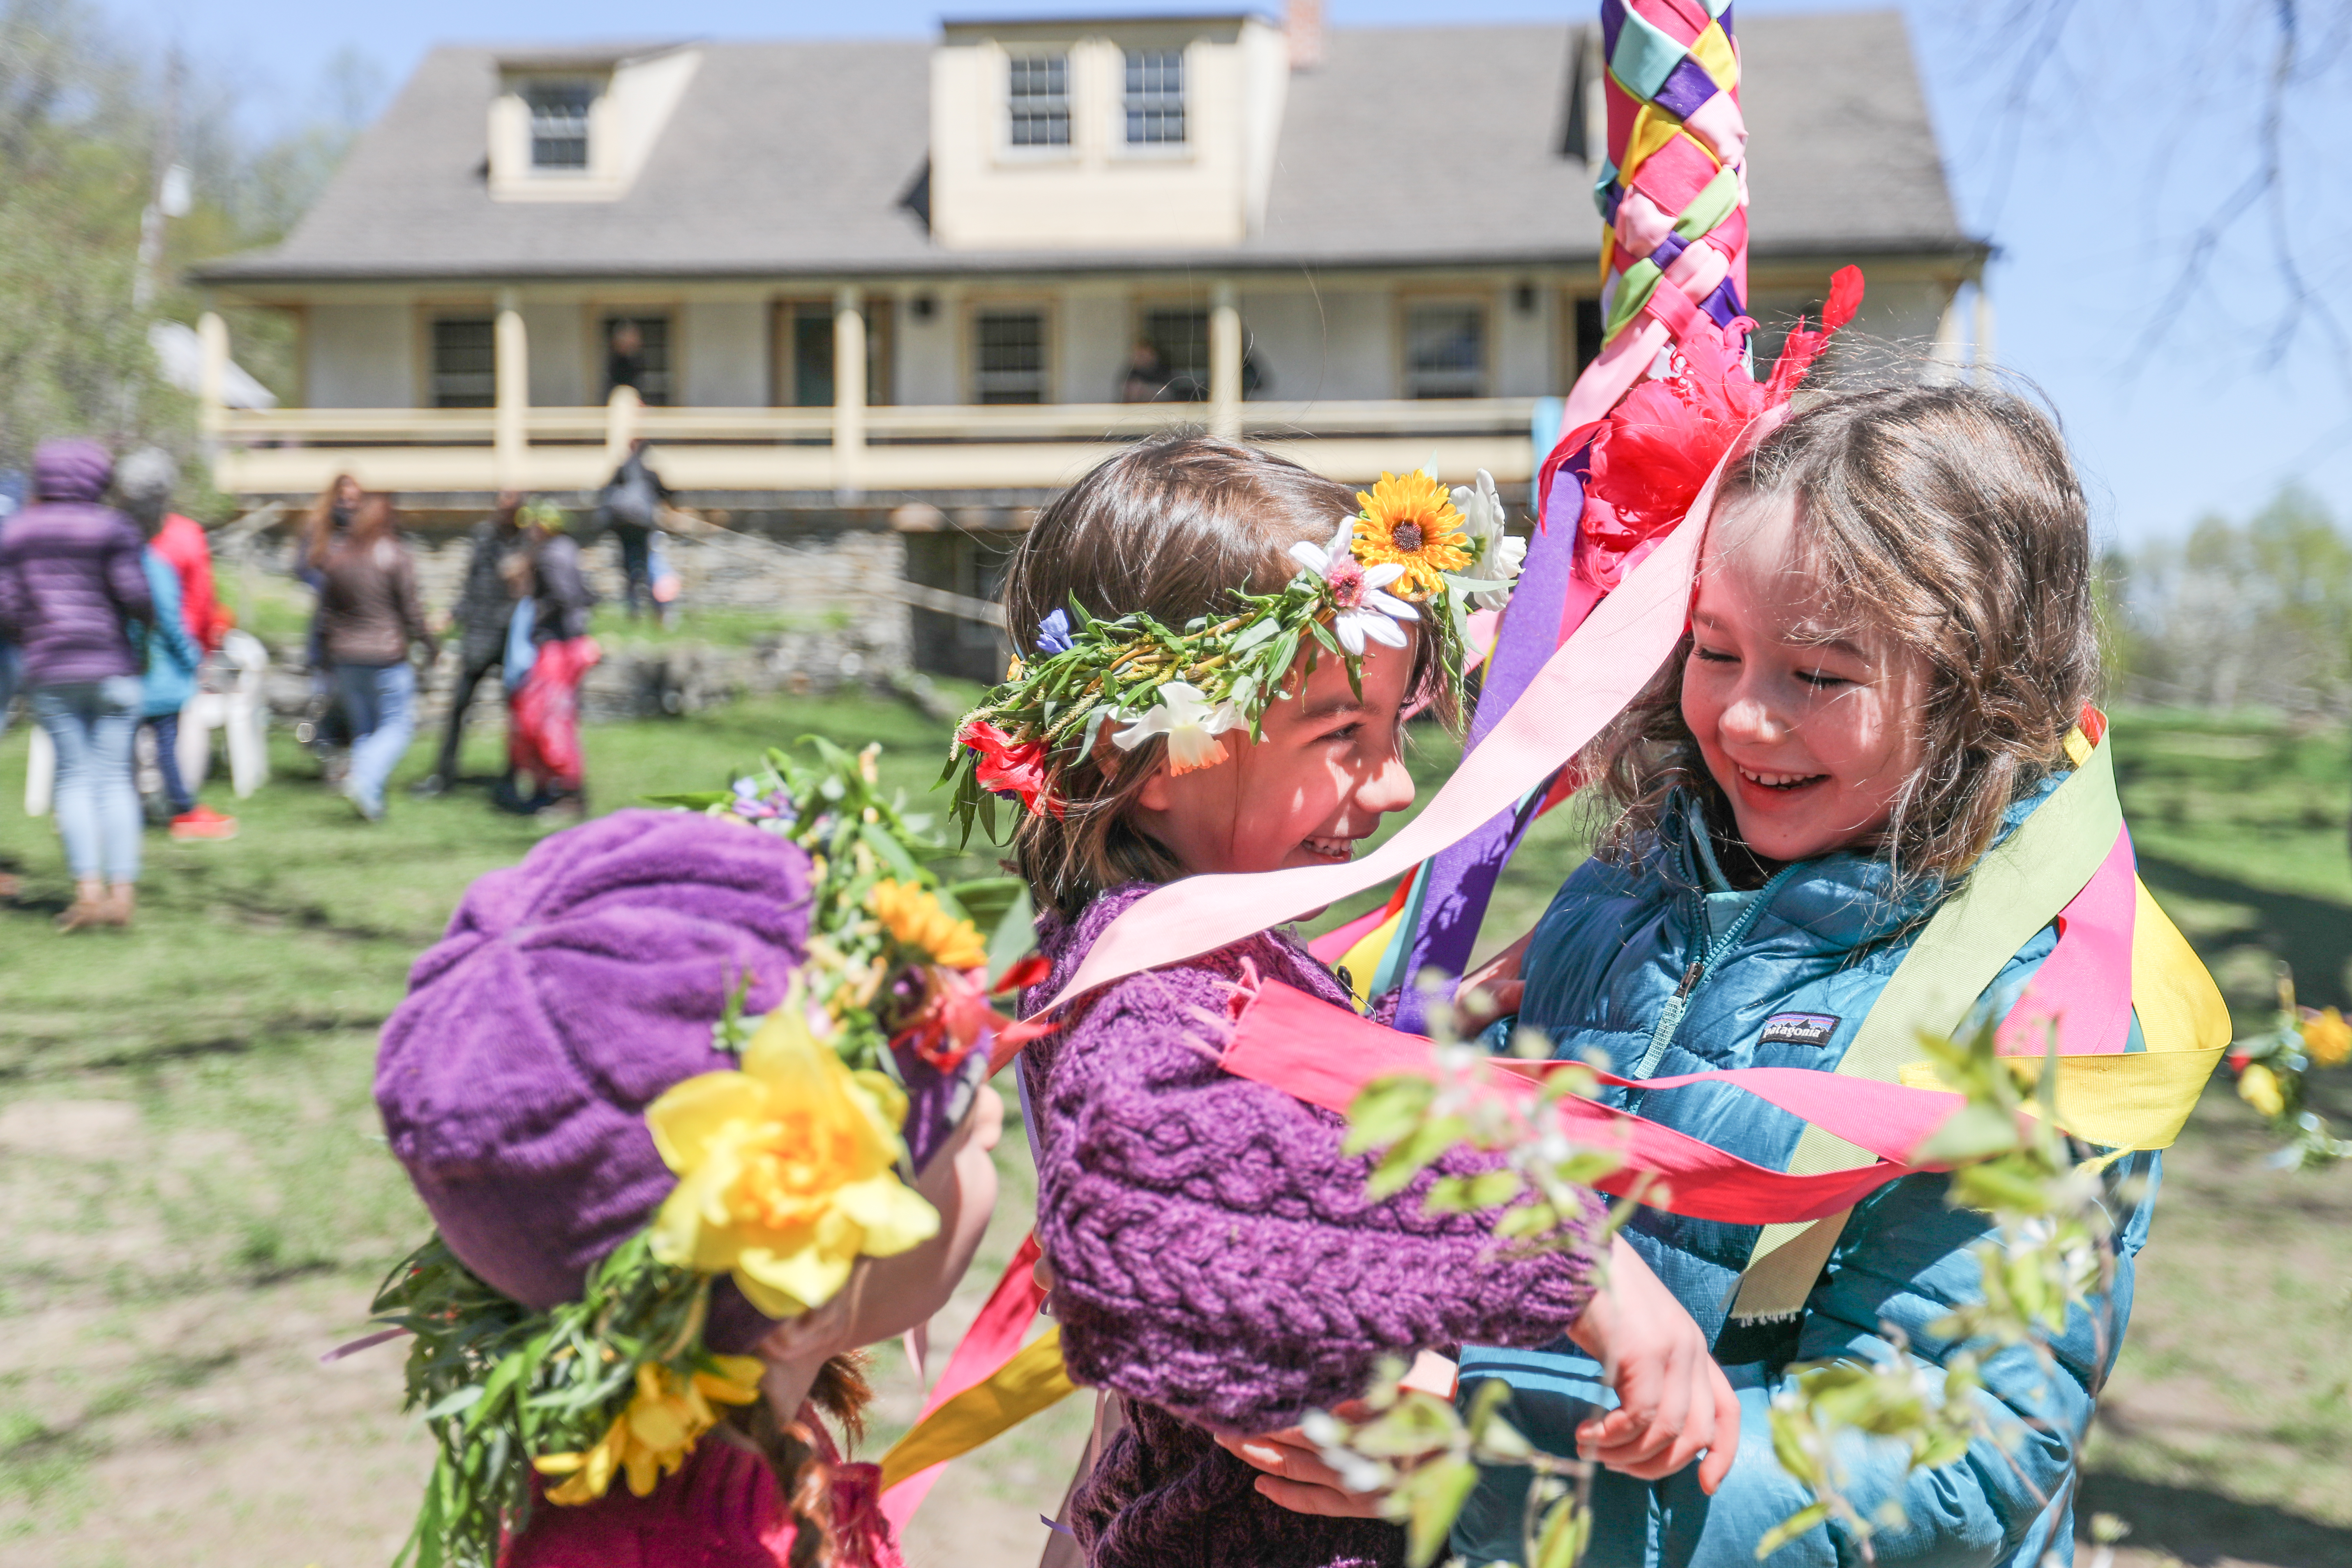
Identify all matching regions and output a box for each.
[374,807,1002,1568]
[953,434,1741,1568]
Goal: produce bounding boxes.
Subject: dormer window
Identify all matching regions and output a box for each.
[1008,54,1070,146]
[524,80,596,169]
[1123,48,1185,145]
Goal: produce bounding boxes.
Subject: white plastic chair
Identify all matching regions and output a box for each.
[23,723,52,816]
[178,630,272,799]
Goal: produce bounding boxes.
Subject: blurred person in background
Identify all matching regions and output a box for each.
[0,469,25,901]
[293,472,362,773]
[413,489,523,799]
[604,318,645,399]
[500,500,598,820]
[596,438,671,625]
[314,491,430,822]
[117,448,237,840]
[0,440,152,930]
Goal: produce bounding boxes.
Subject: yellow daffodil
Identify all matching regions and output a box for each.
[534,1356,765,1504]
[646,1003,939,1318]
[2237,1061,2285,1120]
[1351,470,1472,600]
[2301,1007,2350,1068]
[868,878,988,971]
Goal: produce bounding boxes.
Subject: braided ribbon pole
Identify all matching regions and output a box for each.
[1388,0,1751,1029]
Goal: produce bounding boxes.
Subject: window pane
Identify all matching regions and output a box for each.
[523,81,595,169]
[1123,47,1185,145]
[974,310,1046,403]
[1140,307,1209,398]
[1405,304,1486,399]
[431,318,496,408]
[1008,53,1071,147]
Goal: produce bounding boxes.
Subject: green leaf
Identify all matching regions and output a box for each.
[985,884,1039,987]
[1911,1102,2022,1166]
[1533,1492,1593,1568]
[642,790,732,809]
[423,1384,486,1423]
[1754,1501,1831,1559]
[1401,1457,1480,1568]
[1342,1075,1436,1155]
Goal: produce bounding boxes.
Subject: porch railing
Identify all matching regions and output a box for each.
[209,397,1558,500]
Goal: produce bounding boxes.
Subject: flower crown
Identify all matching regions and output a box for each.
[376,740,1039,1568]
[946,468,1526,834]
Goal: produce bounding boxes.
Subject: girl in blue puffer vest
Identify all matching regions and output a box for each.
[1455,385,2163,1568]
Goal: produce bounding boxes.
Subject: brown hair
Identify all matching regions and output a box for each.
[1586,382,2098,888]
[298,472,362,571]
[1002,431,1448,917]
[725,1351,870,1568]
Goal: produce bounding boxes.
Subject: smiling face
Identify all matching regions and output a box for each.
[1129,635,1418,879]
[1681,493,1930,864]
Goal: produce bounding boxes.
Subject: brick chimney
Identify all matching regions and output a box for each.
[1287,0,1325,70]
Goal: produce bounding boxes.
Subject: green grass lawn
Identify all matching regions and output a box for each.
[0,698,2345,1566]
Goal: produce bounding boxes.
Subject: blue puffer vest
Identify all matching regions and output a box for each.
[1453,781,2158,1568]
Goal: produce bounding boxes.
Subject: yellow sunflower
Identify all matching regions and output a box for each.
[1351,470,1472,600]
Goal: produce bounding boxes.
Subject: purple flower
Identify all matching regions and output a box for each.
[730,777,796,825]
[1035,608,1076,656]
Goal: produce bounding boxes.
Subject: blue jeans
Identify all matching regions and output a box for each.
[335,661,416,814]
[32,676,144,883]
[0,642,20,734]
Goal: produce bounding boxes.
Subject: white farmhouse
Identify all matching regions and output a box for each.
[192,6,1983,676]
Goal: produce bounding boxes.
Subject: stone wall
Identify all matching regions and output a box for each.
[215,520,918,726]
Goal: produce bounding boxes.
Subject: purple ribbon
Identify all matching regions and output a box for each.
[1393,456,1590,1033]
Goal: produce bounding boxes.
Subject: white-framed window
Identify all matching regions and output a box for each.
[1008,53,1071,147]
[521,80,597,170]
[973,309,1048,404]
[430,318,496,408]
[1123,48,1185,145]
[1404,302,1488,399]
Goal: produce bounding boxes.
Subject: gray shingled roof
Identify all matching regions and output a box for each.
[198,12,1973,284]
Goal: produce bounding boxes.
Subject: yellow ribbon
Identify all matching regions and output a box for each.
[877,1325,1080,1492]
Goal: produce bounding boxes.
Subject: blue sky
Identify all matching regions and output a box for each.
[110,0,2352,546]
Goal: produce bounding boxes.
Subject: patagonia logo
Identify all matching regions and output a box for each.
[1759,1012,1840,1048]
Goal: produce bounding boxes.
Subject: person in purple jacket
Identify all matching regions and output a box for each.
[979,434,1741,1568]
[0,439,155,930]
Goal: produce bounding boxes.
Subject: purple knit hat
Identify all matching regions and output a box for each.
[376,809,812,1351]
[32,438,113,503]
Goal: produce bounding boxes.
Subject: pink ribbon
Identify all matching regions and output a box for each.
[1997,826,2137,1058]
[1219,979,1970,1227]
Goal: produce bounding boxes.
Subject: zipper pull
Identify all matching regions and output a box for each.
[1636,961,1707,1079]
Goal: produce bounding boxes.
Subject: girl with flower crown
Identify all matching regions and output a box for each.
[948,431,1743,1568]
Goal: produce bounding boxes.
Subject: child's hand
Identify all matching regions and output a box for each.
[1217,1349,1456,1517]
[1214,1401,1388,1517]
[1566,1235,1741,1492]
[1454,927,1535,1033]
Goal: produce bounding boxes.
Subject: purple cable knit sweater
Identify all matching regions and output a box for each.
[1021,885,1611,1568]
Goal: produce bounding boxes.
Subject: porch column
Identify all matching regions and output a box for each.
[1972,284,1997,384]
[196,307,229,466]
[1208,281,1242,439]
[494,286,528,490]
[1929,288,1967,383]
[833,284,866,500]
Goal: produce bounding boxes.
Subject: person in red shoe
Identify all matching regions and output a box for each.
[118,449,237,841]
